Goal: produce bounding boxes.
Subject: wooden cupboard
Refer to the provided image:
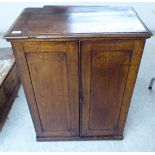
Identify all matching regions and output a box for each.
[4,6,152,141]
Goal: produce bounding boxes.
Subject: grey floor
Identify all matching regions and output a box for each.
[0,36,155,152]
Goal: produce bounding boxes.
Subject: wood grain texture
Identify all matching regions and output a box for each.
[117,39,146,134]
[10,38,148,140]
[12,41,79,137]
[26,42,79,136]
[11,41,43,137]
[6,5,152,141]
[4,6,152,39]
[81,41,132,136]
[27,53,71,131]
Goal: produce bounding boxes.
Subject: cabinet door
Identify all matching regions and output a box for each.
[81,40,135,137]
[16,41,79,138]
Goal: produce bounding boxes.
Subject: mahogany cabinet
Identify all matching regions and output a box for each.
[4,6,152,141]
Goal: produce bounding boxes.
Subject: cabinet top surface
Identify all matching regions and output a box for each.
[4,6,152,39]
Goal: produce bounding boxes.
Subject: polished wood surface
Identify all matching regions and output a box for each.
[25,42,79,136]
[81,40,132,136]
[5,6,152,141]
[4,6,151,39]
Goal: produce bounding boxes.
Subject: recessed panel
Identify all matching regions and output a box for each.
[89,51,131,130]
[26,52,71,131]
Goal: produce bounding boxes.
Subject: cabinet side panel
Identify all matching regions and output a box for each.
[11,41,43,136]
[117,40,146,134]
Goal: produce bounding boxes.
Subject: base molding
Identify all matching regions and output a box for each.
[36,135,124,142]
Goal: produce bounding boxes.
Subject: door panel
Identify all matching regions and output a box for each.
[81,41,132,136]
[25,42,79,137]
